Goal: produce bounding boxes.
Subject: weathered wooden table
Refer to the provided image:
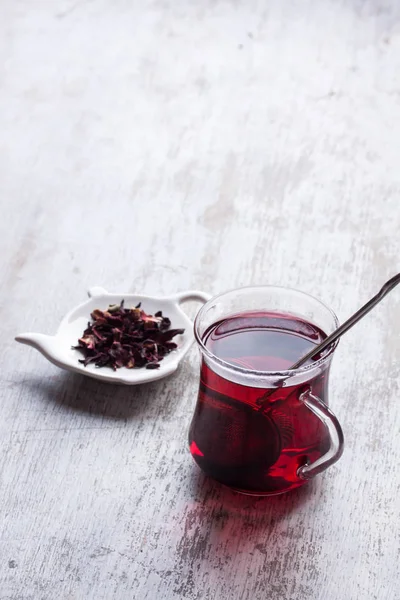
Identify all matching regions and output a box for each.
[1,1,399,598]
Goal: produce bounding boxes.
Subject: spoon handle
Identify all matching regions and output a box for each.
[256,274,400,411]
[291,273,400,370]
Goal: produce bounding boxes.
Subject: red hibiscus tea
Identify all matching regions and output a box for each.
[189,293,343,496]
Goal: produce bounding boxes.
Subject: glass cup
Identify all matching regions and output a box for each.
[188,286,344,496]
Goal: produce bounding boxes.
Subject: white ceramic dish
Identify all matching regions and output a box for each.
[15,286,210,385]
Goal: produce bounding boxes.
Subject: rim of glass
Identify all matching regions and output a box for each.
[194,285,340,378]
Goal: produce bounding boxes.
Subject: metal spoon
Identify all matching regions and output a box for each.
[257,273,400,408]
[291,272,400,370]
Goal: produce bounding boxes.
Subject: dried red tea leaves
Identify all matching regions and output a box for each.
[73,300,184,371]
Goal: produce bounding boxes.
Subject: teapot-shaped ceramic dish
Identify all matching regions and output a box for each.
[15,286,210,385]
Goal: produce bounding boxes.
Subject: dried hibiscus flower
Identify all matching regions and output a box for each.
[73,300,184,370]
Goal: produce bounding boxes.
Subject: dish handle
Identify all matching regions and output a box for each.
[168,290,211,305]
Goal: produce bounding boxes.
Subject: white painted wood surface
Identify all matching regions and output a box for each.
[1,1,400,598]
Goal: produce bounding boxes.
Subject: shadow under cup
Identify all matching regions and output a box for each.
[188,286,344,496]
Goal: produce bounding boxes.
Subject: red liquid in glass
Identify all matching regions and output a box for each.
[189,311,331,495]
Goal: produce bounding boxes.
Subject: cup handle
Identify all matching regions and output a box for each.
[297,387,344,480]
